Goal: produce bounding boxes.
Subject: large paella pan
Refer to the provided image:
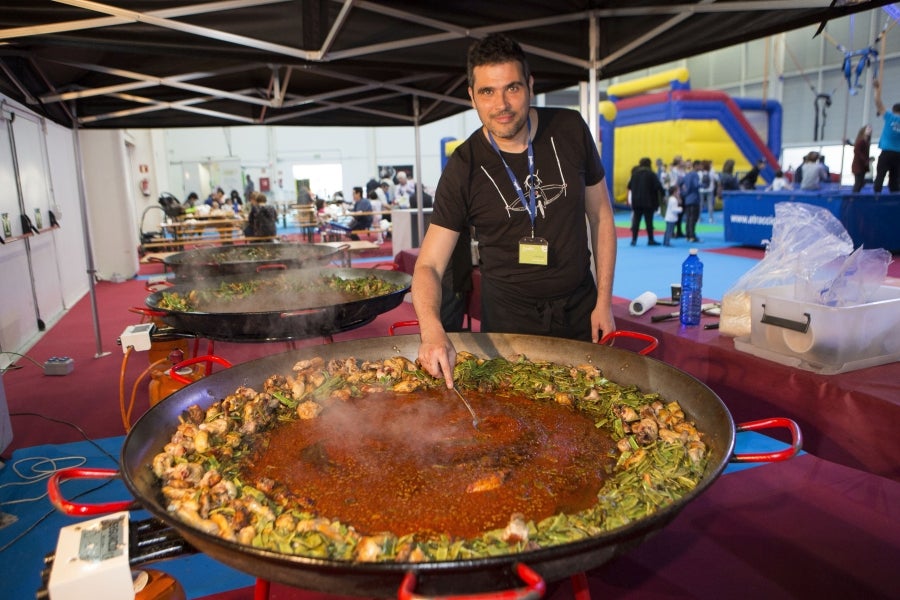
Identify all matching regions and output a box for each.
[145,267,411,342]
[50,333,799,597]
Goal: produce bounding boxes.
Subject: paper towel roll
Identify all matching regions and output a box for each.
[629,291,658,316]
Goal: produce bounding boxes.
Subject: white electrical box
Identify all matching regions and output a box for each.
[48,512,135,600]
[119,324,155,353]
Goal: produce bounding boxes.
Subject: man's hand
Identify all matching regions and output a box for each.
[591,304,616,344]
[417,333,458,389]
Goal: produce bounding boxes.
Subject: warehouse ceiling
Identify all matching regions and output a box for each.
[0,0,894,129]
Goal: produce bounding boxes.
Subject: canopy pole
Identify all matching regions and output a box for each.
[70,104,109,359]
[5,111,46,332]
[413,96,425,247]
[588,15,599,144]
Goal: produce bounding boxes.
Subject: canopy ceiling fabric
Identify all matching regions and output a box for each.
[0,0,894,129]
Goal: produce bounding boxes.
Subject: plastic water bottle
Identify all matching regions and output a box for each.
[679,248,703,326]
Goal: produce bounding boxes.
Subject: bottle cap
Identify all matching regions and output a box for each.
[689,248,698,255]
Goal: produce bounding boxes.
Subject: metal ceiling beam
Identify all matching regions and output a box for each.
[45,60,273,107]
[77,90,258,125]
[265,90,416,124]
[40,63,261,105]
[53,0,319,61]
[597,0,716,71]
[0,0,291,40]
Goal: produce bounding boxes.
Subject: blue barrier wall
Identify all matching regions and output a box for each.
[723,190,900,251]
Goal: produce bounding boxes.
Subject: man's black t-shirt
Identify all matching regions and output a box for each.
[432,107,604,300]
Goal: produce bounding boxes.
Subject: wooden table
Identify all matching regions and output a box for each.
[161,217,244,241]
[320,240,380,267]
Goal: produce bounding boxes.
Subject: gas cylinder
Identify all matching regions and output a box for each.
[134,569,186,600]
[147,335,190,366]
[148,349,204,406]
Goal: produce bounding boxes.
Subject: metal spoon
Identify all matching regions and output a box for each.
[451,386,480,429]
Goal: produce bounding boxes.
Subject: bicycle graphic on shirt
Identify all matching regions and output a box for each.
[481,136,568,218]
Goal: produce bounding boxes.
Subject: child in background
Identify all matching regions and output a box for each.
[765,170,792,192]
[663,184,682,247]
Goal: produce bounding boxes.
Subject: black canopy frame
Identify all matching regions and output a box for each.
[0,1,894,130]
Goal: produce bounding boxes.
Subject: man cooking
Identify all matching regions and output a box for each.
[412,33,617,388]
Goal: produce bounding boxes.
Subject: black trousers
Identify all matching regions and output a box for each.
[683,203,700,240]
[479,269,597,341]
[874,149,900,193]
[630,207,656,242]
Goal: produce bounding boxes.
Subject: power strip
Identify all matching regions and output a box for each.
[43,512,135,600]
[44,356,74,376]
[119,324,155,353]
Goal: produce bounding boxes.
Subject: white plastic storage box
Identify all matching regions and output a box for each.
[734,284,900,374]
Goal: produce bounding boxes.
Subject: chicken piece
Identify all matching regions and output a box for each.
[296,400,321,419]
[356,535,389,562]
[502,513,530,544]
[466,470,509,493]
[631,418,659,444]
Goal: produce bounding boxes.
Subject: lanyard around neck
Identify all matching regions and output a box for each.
[488,116,537,235]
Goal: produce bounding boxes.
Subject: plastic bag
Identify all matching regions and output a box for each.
[799,246,893,307]
[719,202,854,337]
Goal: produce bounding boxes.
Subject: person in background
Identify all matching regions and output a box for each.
[347,186,373,240]
[412,33,617,387]
[700,159,718,223]
[817,155,831,183]
[718,159,740,192]
[408,183,434,209]
[799,152,827,190]
[655,158,668,186]
[679,160,702,243]
[205,187,225,209]
[380,178,395,205]
[395,171,416,199]
[667,156,687,237]
[626,157,663,246]
[228,190,243,213]
[243,191,258,237]
[368,178,387,205]
[183,191,199,209]
[765,170,791,192]
[739,158,766,190]
[243,174,255,199]
[847,125,872,193]
[873,78,900,193]
[249,192,277,238]
[662,184,682,247]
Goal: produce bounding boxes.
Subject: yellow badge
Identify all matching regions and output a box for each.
[519,236,549,265]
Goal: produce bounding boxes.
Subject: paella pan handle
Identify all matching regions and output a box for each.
[398,562,545,600]
[144,279,173,292]
[389,320,420,335]
[599,330,659,355]
[169,354,233,384]
[130,306,167,319]
[732,417,803,463]
[47,467,135,516]
[256,263,287,272]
